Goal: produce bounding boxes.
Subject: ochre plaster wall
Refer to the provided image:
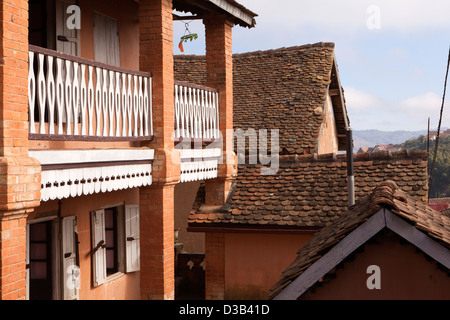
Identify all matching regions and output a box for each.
[318,94,338,155]
[224,232,312,299]
[174,181,204,253]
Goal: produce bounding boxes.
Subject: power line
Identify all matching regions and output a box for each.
[429,46,450,198]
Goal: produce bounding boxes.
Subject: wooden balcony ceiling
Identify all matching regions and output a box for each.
[173,0,257,28]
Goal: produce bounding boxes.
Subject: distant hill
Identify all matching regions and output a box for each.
[352,129,427,152]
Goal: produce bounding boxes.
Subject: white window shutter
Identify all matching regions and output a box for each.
[62,216,79,300]
[125,204,140,273]
[91,210,107,286]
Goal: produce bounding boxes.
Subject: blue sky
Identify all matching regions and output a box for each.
[173,0,450,132]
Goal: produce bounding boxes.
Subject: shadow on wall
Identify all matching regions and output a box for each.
[175,181,205,253]
[176,253,205,300]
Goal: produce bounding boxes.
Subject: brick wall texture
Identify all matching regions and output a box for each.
[0,0,41,300]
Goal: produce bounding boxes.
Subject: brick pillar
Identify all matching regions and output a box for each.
[138,0,179,300]
[205,232,225,300]
[0,0,41,300]
[139,184,176,300]
[203,14,236,206]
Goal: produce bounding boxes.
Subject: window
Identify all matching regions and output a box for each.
[105,208,119,275]
[91,204,140,287]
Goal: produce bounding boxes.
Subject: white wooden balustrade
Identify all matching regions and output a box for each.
[28,45,153,140]
[174,81,220,142]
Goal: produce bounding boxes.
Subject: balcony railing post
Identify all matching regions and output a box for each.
[87,66,95,136]
[28,51,36,134]
[80,64,87,136]
[56,58,64,135]
[46,55,56,135]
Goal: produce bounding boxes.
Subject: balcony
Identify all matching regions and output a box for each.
[28,45,153,141]
[28,46,221,145]
[27,46,221,199]
[28,45,155,200]
[174,81,221,183]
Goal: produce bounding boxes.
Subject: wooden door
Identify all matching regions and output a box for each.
[28,221,53,300]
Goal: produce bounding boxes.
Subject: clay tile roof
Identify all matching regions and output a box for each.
[267,180,450,299]
[174,42,349,155]
[188,150,429,230]
[441,208,450,217]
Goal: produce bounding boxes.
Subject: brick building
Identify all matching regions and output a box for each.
[0,0,256,300]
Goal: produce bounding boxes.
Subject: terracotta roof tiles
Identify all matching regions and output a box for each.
[188,150,429,229]
[174,42,349,155]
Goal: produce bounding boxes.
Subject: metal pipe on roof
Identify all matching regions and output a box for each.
[347,127,355,207]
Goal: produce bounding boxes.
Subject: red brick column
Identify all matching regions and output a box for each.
[202,13,235,301]
[138,0,179,300]
[203,14,236,206]
[139,183,176,300]
[205,232,225,300]
[0,0,41,300]
[0,212,29,300]
[0,0,30,157]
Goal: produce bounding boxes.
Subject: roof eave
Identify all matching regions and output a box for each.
[187,223,321,234]
[209,0,257,28]
[328,55,350,151]
[173,0,257,28]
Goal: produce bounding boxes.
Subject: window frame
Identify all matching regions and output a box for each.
[91,203,138,287]
[104,207,119,275]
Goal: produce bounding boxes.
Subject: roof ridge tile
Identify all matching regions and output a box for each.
[290,150,428,164]
[233,42,335,59]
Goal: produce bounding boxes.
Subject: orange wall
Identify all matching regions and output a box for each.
[175,181,204,253]
[224,232,312,299]
[318,94,338,154]
[30,188,140,300]
[300,231,450,300]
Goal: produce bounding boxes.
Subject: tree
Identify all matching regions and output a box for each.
[396,136,450,197]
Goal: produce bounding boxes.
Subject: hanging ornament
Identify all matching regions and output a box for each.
[179,22,198,53]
